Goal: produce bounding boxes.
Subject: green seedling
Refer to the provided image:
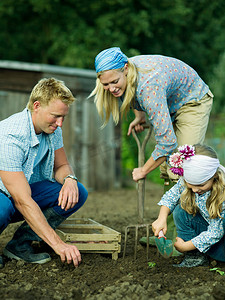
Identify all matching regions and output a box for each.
[210,267,225,276]
[148,262,156,268]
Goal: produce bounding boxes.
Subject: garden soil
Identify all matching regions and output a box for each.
[0,181,225,300]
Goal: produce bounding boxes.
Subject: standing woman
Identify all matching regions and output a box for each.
[90,47,213,184]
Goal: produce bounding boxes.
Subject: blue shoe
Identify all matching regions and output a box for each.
[3,208,66,265]
[0,255,4,268]
[3,243,51,264]
[173,251,209,267]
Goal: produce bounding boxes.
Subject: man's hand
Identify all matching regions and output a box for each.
[54,241,81,267]
[0,170,82,267]
[54,147,79,211]
[58,178,79,211]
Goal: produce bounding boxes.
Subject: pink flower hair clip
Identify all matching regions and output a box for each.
[169,145,195,176]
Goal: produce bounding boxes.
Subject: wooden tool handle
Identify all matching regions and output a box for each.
[131,123,152,224]
[131,124,152,167]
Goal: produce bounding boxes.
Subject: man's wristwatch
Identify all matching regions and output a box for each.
[63,175,78,184]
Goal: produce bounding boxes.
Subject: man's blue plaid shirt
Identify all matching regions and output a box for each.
[0,108,63,196]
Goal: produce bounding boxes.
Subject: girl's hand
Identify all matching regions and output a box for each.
[152,218,167,236]
[174,237,186,253]
[174,237,196,253]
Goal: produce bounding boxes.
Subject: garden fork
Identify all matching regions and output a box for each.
[123,124,152,260]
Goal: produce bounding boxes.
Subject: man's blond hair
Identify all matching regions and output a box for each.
[27,78,75,112]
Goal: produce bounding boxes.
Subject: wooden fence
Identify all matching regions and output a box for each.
[0,60,121,191]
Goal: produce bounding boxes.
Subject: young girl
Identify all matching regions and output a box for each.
[152,144,225,267]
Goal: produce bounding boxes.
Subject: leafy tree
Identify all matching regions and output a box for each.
[0,0,224,111]
[0,0,224,180]
[209,51,225,114]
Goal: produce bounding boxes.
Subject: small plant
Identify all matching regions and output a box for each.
[210,267,225,275]
[148,262,156,268]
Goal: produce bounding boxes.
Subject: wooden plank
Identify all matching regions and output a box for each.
[67,242,120,251]
[58,218,121,239]
[61,218,93,224]
[112,252,119,260]
[0,60,96,78]
[58,223,103,230]
[80,99,116,190]
[58,224,119,236]
[56,230,119,242]
[0,69,41,92]
[55,218,121,260]
[66,234,120,242]
[0,91,29,120]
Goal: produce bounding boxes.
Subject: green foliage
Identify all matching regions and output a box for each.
[0,0,224,180]
[147,167,164,186]
[207,115,225,139]
[148,261,156,268]
[205,114,225,165]
[0,0,225,88]
[210,268,225,276]
[209,51,225,114]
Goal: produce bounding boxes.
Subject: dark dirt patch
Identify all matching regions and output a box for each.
[0,181,225,300]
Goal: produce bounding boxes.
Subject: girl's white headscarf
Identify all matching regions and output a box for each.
[183,155,225,185]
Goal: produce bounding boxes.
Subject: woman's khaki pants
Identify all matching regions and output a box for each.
[160,91,213,181]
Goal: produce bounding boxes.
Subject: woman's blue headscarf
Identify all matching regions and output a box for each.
[95,47,128,73]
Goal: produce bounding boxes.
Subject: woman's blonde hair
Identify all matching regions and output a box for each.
[27,78,75,112]
[180,144,225,219]
[89,59,138,127]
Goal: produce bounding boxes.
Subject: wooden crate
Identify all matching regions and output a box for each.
[56,218,121,260]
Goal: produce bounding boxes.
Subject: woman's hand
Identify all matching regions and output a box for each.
[132,167,146,182]
[127,110,147,136]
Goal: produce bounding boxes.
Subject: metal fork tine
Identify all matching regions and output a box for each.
[146,224,150,261]
[134,225,138,259]
[123,224,151,260]
[123,126,153,260]
[123,226,129,259]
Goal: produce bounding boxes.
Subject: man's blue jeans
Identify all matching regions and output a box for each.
[173,205,225,262]
[0,180,88,235]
